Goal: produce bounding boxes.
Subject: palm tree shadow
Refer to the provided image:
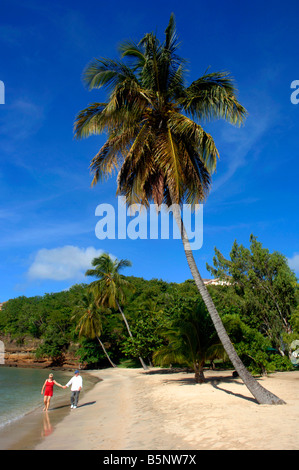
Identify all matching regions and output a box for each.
[145,368,191,376]
[210,381,258,404]
[163,377,197,386]
[159,374,258,404]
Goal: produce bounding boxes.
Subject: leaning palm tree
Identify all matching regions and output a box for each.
[75,15,284,404]
[153,300,226,383]
[85,253,148,370]
[72,291,116,368]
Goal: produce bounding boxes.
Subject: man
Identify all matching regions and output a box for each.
[65,370,83,409]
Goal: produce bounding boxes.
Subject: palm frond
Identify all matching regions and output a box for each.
[83,58,138,91]
[168,112,219,173]
[181,71,247,125]
[75,14,247,209]
[164,12,178,53]
[89,140,120,186]
[119,40,146,70]
[85,253,134,309]
[74,103,107,139]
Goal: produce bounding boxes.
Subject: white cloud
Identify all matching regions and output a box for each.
[288,253,299,272]
[27,245,107,281]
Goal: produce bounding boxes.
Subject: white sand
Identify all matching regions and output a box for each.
[35,368,299,450]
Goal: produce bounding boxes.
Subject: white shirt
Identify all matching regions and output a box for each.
[66,375,83,391]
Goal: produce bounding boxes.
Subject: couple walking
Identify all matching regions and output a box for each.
[41,370,83,411]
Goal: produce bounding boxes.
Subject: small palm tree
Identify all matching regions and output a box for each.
[72,291,116,368]
[85,253,148,370]
[153,300,226,383]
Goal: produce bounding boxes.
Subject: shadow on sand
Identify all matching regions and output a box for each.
[145,368,258,404]
[78,401,96,408]
[50,401,96,411]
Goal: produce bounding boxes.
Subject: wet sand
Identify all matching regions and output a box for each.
[29,368,299,451]
[0,372,100,450]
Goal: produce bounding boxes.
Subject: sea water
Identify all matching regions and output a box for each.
[0,367,74,428]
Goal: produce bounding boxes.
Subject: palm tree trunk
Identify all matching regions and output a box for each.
[172,205,285,404]
[96,336,117,368]
[194,362,205,384]
[115,299,148,370]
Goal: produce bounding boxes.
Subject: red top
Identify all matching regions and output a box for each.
[44,380,54,397]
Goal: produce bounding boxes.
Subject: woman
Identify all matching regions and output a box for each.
[41,373,65,411]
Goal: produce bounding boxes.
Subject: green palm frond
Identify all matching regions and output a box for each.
[164,12,178,52]
[74,103,107,139]
[85,253,134,309]
[167,65,186,101]
[75,13,247,209]
[153,343,192,368]
[168,112,219,173]
[83,58,138,91]
[72,291,104,339]
[89,133,129,186]
[153,299,223,371]
[119,40,146,71]
[181,71,247,125]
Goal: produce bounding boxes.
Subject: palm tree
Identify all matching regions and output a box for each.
[85,253,148,370]
[74,15,284,404]
[72,291,116,368]
[153,300,226,383]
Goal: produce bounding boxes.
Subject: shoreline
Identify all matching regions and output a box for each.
[0,369,101,450]
[1,368,298,450]
[35,368,299,451]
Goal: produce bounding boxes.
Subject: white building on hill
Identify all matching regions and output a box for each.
[203,278,231,286]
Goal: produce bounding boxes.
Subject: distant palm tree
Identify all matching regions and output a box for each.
[75,14,284,404]
[153,300,226,383]
[72,291,116,368]
[85,253,148,370]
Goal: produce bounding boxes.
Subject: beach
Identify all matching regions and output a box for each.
[26,368,299,451]
[0,369,100,450]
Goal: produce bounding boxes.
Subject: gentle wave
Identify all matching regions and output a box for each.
[0,367,73,429]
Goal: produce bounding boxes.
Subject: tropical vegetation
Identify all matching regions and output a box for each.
[0,17,297,404]
[72,290,116,368]
[85,252,147,369]
[73,14,286,403]
[153,298,227,383]
[0,236,298,377]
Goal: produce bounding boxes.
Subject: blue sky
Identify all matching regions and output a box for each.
[0,0,298,301]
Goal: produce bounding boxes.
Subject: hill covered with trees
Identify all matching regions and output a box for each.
[1,237,298,376]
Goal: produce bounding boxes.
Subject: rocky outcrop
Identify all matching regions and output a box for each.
[0,335,81,370]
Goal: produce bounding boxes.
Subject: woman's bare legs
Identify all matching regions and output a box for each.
[43,395,51,411]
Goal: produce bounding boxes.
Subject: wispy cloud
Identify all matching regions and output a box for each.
[210,101,277,194]
[0,98,45,142]
[288,253,299,272]
[27,245,108,281]
[0,219,94,248]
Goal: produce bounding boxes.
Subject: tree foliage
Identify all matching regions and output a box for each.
[207,234,298,352]
[74,13,246,208]
[0,237,298,373]
[153,299,226,382]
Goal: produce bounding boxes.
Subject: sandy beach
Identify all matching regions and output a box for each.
[24,368,298,451]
